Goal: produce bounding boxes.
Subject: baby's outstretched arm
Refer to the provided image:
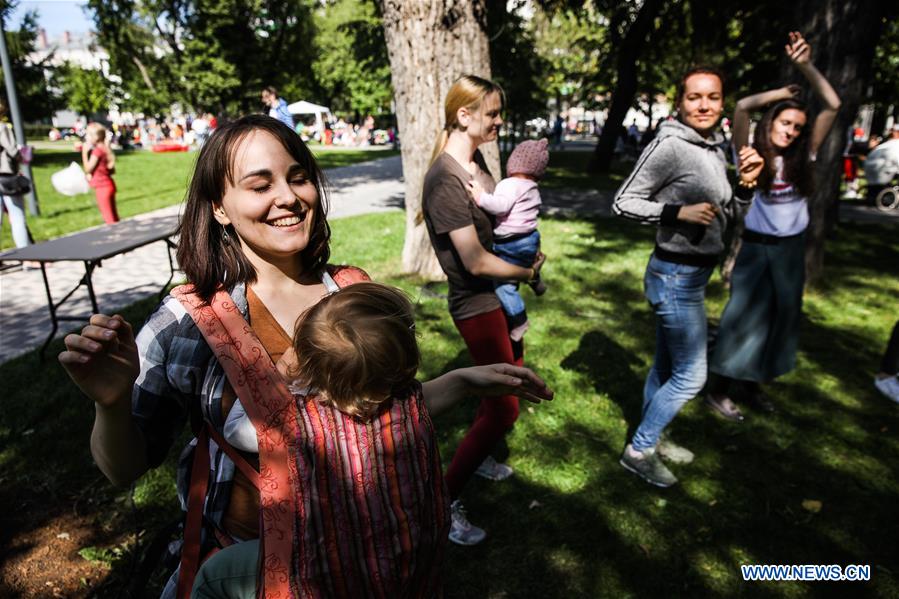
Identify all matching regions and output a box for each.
[466,180,485,204]
[467,179,519,215]
[421,364,554,417]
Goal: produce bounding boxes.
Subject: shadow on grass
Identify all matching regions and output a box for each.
[1,213,897,597]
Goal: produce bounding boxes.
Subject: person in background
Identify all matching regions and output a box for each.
[261,86,294,129]
[612,66,765,488]
[874,321,899,403]
[551,113,564,150]
[706,32,841,419]
[422,75,546,544]
[82,123,119,225]
[0,99,32,250]
[192,113,210,147]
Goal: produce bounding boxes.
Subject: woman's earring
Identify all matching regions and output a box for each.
[221,224,230,242]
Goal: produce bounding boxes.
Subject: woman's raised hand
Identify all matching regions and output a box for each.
[786,31,811,65]
[59,314,140,408]
[780,84,802,100]
[737,146,765,184]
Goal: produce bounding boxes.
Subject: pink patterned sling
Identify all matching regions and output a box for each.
[171,266,448,598]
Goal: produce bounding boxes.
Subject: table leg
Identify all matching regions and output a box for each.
[158,238,177,301]
[38,262,58,360]
[83,260,100,314]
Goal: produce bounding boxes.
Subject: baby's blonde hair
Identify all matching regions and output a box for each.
[291,282,420,420]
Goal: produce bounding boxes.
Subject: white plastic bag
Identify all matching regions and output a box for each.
[51,161,91,196]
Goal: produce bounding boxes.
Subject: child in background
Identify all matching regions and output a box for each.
[81,123,118,224]
[193,282,554,597]
[468,138,549,341]
[875,320,899,403]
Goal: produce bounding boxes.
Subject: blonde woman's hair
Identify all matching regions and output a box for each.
[291,282,420,421]
[429,74,505,166]
[86,122,107,143]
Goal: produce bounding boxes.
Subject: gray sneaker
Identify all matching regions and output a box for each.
[448,500,486,546]
[619,444,678,488]
[474,456,514,481]
[657,433,695,464]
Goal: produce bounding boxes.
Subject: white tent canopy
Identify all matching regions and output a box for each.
[287,101,330,134]
[287,101,330,115]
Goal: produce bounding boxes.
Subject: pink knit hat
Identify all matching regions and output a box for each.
[506,138,549,179]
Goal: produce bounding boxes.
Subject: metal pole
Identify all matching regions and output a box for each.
[0,15,40,215]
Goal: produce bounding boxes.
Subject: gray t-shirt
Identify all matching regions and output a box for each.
[422,152,501,320]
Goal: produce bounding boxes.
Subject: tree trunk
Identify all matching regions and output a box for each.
[792,0,888,285]
[378,0,499,278]
[588,0,663,173]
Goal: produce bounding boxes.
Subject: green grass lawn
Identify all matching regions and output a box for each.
[0,147,398,249]
[0,212,897,597]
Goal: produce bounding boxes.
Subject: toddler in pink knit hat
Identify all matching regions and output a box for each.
[468,138,548,341]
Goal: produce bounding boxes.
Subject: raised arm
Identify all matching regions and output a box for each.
[82,145,99,175]
[786,31,841,155]
[59,314,148,486]
[733,85,802,150]
[448,224,544,282]
[468,179,518,216]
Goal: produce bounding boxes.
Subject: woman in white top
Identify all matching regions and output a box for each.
[706,32,841,420]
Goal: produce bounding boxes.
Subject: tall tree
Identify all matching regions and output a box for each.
[790,0,894,284]
[86,0,181,115]
[485,0,549,145]
[57,63,111,117]
[313,0,393,117]
[868,17,899,135]
[587,0,664,172]
[377,0,498,277]
[0,7,63,122]
[530,4,606,113]
[87,0,319,115]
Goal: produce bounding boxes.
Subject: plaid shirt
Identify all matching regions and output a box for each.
[134,275,343,597]
[133,283,246,529]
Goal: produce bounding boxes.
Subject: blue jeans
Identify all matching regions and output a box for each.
[631,254,713,452]
[493,229,540,321]
[1,194,30,248]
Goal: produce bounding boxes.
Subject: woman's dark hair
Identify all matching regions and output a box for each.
[674,65,726,108]
[752,99,814,197]
[177,114,331,302]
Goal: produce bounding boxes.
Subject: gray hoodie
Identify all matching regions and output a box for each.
[612,119,749,259]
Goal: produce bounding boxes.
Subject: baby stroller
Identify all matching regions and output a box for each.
[864,140,899,212]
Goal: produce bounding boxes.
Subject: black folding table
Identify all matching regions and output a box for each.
[0,215,179,358]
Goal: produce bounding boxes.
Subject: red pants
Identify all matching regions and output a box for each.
[842,155,857,182]
[94,182,119,224]
[444,308,523,497]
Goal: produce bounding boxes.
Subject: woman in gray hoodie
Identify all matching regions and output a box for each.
[612,67,764,488]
